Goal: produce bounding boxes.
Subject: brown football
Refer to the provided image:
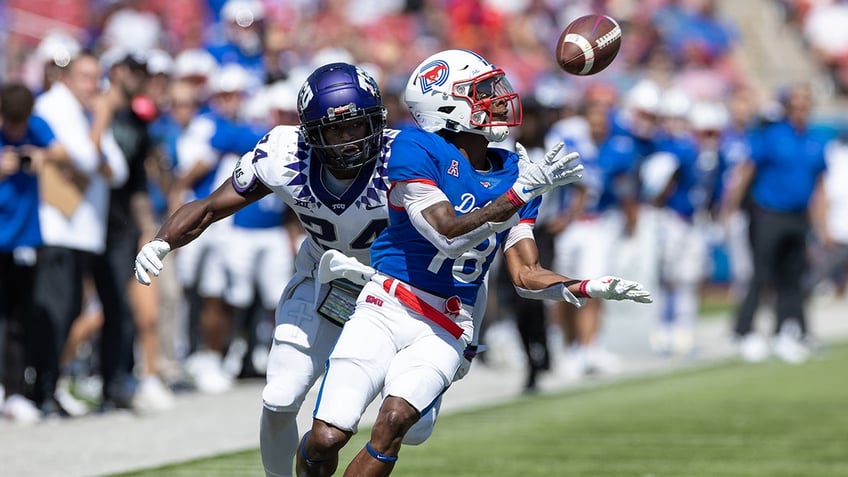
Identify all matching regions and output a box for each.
[556,14,622,76]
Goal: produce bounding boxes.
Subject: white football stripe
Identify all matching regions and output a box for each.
[563,33,595,75]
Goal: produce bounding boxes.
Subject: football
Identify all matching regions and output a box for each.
[556,14,622,76]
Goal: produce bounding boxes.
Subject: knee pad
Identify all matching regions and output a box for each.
[261,382,307,413]
[401,420,434,446]
[403,395,441,445]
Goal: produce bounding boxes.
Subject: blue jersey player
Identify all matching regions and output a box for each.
[297,49,653,477]
[135,63,450,477]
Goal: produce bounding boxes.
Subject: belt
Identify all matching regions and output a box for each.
[381,278,464,339]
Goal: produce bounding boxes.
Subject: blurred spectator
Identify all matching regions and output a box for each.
[721,83,832,364]
[493,99,558,391]
[646,96,729,357]
[547,93,639,377]
[101,49,176,412]
[719,85,759,301]
[145,79,202,387]
[173,62,258,393]
[801,0,848,94]
[21,31,83,94]
[804,130,848,296]
[144,48,175,114]
[612,78,663,236]
[205,0,267,90]
[171,48,219,103]
[98,1,164,53]
[0,82,67,424]
[31,51,130,416]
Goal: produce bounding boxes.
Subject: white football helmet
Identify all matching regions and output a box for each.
[404,49,522,142]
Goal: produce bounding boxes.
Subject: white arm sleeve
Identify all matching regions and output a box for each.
[515,283,586,308]
[502,222,534,251]
[392,181,519,259]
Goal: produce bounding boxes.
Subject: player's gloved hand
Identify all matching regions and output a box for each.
[134,239,171,286]
[508,142,583,206]
[453,344,487,382]
[581,276,653,303]
[317,249,376,286]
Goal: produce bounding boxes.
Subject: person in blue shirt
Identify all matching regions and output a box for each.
[205,0,268,90]
[296,49,652,477]
[722,83,831,364]
[546,95,644,378]
[0,82,66,423]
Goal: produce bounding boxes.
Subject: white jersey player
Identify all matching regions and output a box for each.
[133,63,442,477]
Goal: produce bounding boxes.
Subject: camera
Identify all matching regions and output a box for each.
[17,150,32,172]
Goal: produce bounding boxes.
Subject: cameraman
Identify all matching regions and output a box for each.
[0,82,67,423]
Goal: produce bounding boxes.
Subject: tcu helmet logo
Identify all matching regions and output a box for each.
[356,66,379,96]
[418,60,450,93]
[297,82,313,113]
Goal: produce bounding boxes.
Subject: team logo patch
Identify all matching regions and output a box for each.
[447,160,460,177]
[418,60,449,93]
[444,296,462,316]
[480,181,491,188]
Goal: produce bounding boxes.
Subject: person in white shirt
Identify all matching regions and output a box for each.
[31,51,129,416]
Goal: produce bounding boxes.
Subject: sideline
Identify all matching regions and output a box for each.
[2,294,846,477]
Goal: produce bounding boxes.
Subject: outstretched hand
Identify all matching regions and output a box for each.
[582,276,653,303]
[509,142,583,205]
[134,239,171,286]
[317,249,376,286]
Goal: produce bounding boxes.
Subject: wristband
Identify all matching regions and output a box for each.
[505,188,526,208]
[579,280,590,298]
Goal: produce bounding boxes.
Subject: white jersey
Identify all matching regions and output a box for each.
[232,125,398,271]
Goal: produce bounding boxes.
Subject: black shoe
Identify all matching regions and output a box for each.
[96,397,134,414]
[524,369,539,393]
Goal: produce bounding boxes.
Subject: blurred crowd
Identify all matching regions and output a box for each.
[779,0,848,95]
[0,0,846,426]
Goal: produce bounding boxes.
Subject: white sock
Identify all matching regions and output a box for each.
[260,407,299,477]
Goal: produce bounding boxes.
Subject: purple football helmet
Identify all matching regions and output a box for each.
[297,63,387,170]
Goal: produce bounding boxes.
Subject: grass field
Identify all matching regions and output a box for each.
[114,342,848,477]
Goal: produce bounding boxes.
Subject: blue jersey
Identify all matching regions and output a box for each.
[0,115,54,250]
[210,121,288,229]
[657,134,701,218]
[597,132,643,211]
[233,193,288,229]
[749,120,830,212]
[371,128,541,305]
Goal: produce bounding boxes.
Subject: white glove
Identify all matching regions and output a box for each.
[453,344,487,382]
[316,249,376,286]
[134,239,171,286]
[582,276,653,303]
[509,142,583,205]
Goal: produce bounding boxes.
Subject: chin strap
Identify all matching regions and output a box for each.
[483,125,510,142]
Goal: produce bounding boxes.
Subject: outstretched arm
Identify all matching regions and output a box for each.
[157,178,269,248]
[503,234,652,305]
[134,178,270,285]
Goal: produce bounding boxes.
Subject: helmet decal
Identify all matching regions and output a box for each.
[417,60,450,93]
[356,66,379,97]
[404,49,521,142]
